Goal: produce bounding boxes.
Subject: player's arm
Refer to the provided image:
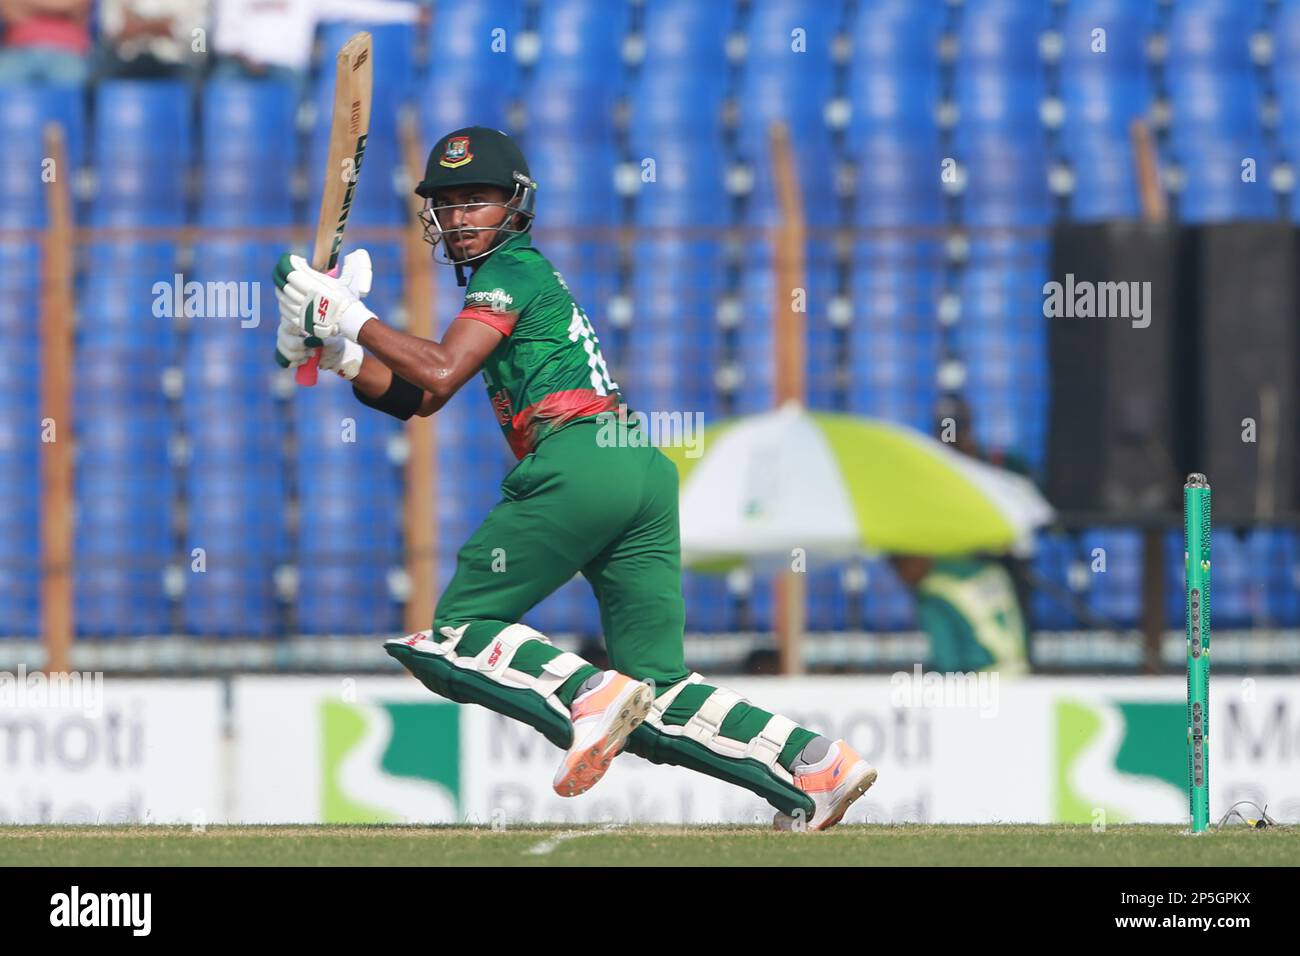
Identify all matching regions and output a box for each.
[350,316,501,417]
[274,250,504,418]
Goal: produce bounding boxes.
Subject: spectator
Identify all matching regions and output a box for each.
[211,0,419,83]
[98,0,209,79]
[0,0,93,85]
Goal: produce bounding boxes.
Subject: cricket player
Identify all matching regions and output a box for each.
[273,126,876,830]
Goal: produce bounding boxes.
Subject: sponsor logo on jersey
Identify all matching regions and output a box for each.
[465,288,515,312]
[491,389,514,427]
[440,136,474,168]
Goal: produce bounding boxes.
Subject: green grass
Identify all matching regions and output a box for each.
[0,824,1295,866]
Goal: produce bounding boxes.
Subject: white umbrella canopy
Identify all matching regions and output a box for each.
[659,403,1055,570]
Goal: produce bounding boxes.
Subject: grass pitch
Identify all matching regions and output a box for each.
[1,824,1295,866]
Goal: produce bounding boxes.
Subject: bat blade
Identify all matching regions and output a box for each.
[297,31,373,387]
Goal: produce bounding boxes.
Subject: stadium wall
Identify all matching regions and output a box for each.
[2,677,1297,826]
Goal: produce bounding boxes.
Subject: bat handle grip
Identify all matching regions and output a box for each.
[294,263,337,387]
[296,349,321,386]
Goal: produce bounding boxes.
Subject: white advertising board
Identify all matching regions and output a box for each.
[229,675,1300,825]
[0,677,224,824]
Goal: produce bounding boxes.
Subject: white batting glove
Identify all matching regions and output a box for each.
[273,249,373,378]
[318,336,364,380]
[275,316,313,368]
[336,248,372,299]
[273,251,376,342]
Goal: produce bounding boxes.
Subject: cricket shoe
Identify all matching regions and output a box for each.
[773,740,877,832]
[553,671,654,798]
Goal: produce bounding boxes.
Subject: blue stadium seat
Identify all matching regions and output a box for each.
[95,81,191,159]
[524,0,630,139]
[848,0,944,143]
[1059,0,1156,155]
[627,69,725,134]
[1172,143,1278,221]
[806,568,847,632]
[640,0,735,71]
[1067,145,1142,220]
[198,100,296,228]
[0,565,39,638]
[292,377,402,634]
[1077,528,1142,626]
[627,238,721,411]
[527,138,619,225]
[682,573,732,631]
[76,566,171,637]
[628,148,727,226]
[863,558,916,630]
[739,0,838,137]
[853,138,945,226]
[1030,531,1080,628]
[75,454,174,637]
[419,77,512,140]
[182,565,279,637]
[418,0,524,134]
[0,234,39,270]
[1265,531,1300,625]
[535,0,629,85]
[957,141,1051,226]
[1166,1,1266,78]
[0,84,84,232]
[201,80,298,163]
[318,21,416,100]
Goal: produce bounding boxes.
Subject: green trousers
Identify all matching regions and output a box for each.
[388,418,820,815]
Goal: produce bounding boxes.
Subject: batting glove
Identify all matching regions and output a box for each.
[273,250,376,343]
[274,249,374,377]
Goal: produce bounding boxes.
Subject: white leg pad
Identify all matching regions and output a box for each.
[472,622,549,678]
[400,623,587,721]
[644,676,798,784]
[647,672,705,725]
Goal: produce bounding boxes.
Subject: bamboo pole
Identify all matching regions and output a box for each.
[40,123,74,674]
[1130,118,1168,224]
[769,121,808,675]
[399,111,438,634]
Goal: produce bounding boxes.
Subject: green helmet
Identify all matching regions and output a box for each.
[414,126,538,272]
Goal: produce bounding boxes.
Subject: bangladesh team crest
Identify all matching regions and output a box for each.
[440,136,473,168]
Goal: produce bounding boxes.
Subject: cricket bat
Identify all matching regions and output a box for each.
[296,31,373,386]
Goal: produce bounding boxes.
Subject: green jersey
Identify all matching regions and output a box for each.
[916,557,1028,674]
[456,232,621,459]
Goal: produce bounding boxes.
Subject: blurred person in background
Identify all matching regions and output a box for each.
[891,396,1031,675]
[211,0,420,82]
[98,0,209,79]
[0,0,92,85]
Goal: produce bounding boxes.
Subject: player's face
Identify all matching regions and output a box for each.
[430,185,516,261]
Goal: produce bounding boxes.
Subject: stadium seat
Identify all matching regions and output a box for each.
[848,0,944,143]
[1077,528,1143,627]
[1171,143,1278,221]
[95,81,191,157]
[524,0,630,140]
[418,0,524,135]
[318,21,416,101]
[198,88,297,228]
[863,558,917,631]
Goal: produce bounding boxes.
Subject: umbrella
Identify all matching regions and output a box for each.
[658,403,1054,569]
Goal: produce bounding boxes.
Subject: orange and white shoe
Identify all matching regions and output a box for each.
[553,671,654,798]
[773,740,877,832]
